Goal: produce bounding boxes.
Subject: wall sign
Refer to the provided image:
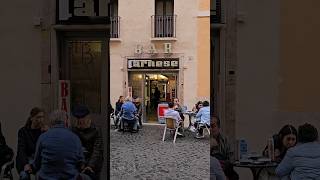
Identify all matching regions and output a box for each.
[128,59,179,69]
[57,0,110,24]
[59,80,71,116]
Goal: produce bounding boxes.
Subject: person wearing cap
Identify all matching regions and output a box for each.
[72,105,104,180]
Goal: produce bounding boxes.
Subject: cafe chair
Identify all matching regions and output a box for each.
[162,117,180,144]
[198,123,210,136]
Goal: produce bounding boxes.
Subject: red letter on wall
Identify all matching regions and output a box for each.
[61,82,69,97]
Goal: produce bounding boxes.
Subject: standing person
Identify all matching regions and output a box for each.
[194,101,210,139]
[16,107,47,179]
[72,105,104,180]
[154,87,161,107]
[275,123,320,180]
[211,116,239,180]
[24,110,90,180]
[133,97,143,128]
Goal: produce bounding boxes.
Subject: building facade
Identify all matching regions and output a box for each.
[1,0,111,170]
[212,0,320,178]
[110,0,210,123]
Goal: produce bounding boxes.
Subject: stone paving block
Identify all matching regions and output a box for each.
[110,125,210,180]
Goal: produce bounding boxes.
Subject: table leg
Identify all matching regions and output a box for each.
[188,115,192,127]
[250,168,263,180]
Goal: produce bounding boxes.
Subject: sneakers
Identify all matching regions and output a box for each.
[189,126,196,133]
[176,132,185,137]
[195,133,204,139]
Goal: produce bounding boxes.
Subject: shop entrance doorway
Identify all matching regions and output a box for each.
[128,72,178,123]
[59,32,108,114]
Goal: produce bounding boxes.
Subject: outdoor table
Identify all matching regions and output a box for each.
[183,111,196,128]
[233,161,278,180]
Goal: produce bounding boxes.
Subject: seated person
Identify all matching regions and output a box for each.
[0,122,14,174]
[192,101,203,113]
[211,116,239,180]
[262,124,297,162]
[259,124,297,180]
[164,102,184,136]
[16,107,47,179]
[173,98,185,121]
[119,96,138,132]
[24,110,90,180]
[133,97,143,128]
[211,156,226,180]
[72,105,104,180]
[194,101,210,139]
[276,123,320,180]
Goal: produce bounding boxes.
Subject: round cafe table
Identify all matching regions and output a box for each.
[233,161,278,180]
[183,111,196,128]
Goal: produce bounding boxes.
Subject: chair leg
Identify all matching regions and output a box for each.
[173,128,178,144]
[162,127,167,141]
[206,125,210,135]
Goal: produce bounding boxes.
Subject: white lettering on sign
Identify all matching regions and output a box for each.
[171,61,178,67]
[156,61,163,67]
[163,61,170,67]
[74,0,95,16]
[128,59,179,69]
[149,44,157,53]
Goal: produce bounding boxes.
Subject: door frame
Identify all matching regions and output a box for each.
[58,31,109,114]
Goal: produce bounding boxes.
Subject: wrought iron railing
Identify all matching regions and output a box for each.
[151,15,177,38]
[110,16,120,38]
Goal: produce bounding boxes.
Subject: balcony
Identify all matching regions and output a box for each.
[110,16,120,38]
[211,0,224,24]
[151,15,177,38]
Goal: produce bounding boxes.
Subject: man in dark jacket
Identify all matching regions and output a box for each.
[23,110,90,180]
[72,105,104,180]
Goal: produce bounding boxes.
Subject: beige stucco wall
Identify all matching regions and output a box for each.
[110,0,201,110]
[197,13,210,99]
[236,0,280,178]
[234,0,320,178]
[0,0,42,152]
[279,0,320,112]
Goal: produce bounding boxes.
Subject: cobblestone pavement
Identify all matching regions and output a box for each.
[110,124,210,180]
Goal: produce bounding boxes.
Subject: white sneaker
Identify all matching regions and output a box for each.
[189,126,196,132]
[176,132,184,136]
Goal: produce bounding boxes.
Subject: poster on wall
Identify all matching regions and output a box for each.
[59,80,71,117]
[128,86,132,97]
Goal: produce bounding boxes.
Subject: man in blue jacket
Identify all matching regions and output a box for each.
[119,96,138,132]
[194,101,210,139]
[24,110,91,180]
[275,123,320,180]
